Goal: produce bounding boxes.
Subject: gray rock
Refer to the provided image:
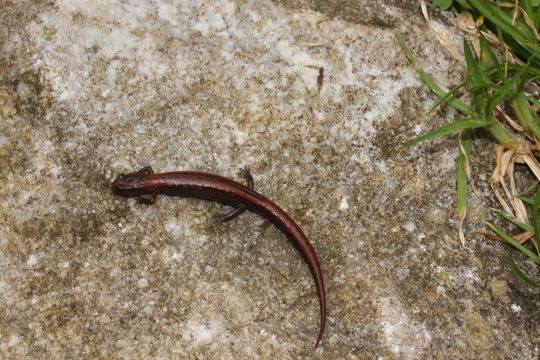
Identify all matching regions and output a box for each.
[1,0,538,358]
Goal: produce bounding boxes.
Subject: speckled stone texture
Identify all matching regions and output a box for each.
[1,0,539,359]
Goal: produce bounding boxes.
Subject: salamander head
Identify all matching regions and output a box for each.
[111,173,151,197]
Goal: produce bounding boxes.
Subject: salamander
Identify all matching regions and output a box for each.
[111,166,326,346]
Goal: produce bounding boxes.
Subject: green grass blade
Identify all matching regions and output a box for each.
[492,208,533,231]
[427,80,468,115]
[485,65,526,117]
[505,254,540,287]
[485,120,513,145]
[480,35,504,81]
[454,0,473,10]
[526,94,540,116]
[404,117,489,149]
[469,0,540,53]
[468,82,501,93]
[396,32,471,114]
[516,194,534,205]
[487,223,540,265]
[512,92,540,138]
[457,128,472,245]
[457,129,472,219]
[506,51,540,137]
[463,40,495,116]
[523,0,540,29]
[531,1,540,28]
[464,40,491,87]
[532,185,540,249]
[433,0,453,10]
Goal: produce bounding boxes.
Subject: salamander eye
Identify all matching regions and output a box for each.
[117,173,126,179]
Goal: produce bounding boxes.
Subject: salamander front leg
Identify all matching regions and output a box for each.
[215,167,254,223]
[135,166,154,174]
[137,192,157,204]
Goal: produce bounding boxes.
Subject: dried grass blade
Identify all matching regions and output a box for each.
[491,144,504,183]
[521,8,540,38]
[513,230,535,244]
[421,0,466,70]
[496,104,524,131]
[472,231,504,242]
[487,223,540,265]
[507,160,529,223]
[499,149,515,179]
[523,153,540,180]
[491,182,515,217]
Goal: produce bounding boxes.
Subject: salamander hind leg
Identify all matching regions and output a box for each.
[214,205,247,223]
[238,166,254,189]
[214,166,254,223]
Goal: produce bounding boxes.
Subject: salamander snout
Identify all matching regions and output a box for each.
[111,173,149,197]
[111,174,125,188]
[111,173,134,195]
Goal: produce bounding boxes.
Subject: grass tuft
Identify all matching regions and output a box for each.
[399,0,539,286]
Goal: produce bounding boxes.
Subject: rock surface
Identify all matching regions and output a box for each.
[1,0,538,359]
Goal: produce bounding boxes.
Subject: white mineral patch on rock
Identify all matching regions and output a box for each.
[376,295,432,359]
